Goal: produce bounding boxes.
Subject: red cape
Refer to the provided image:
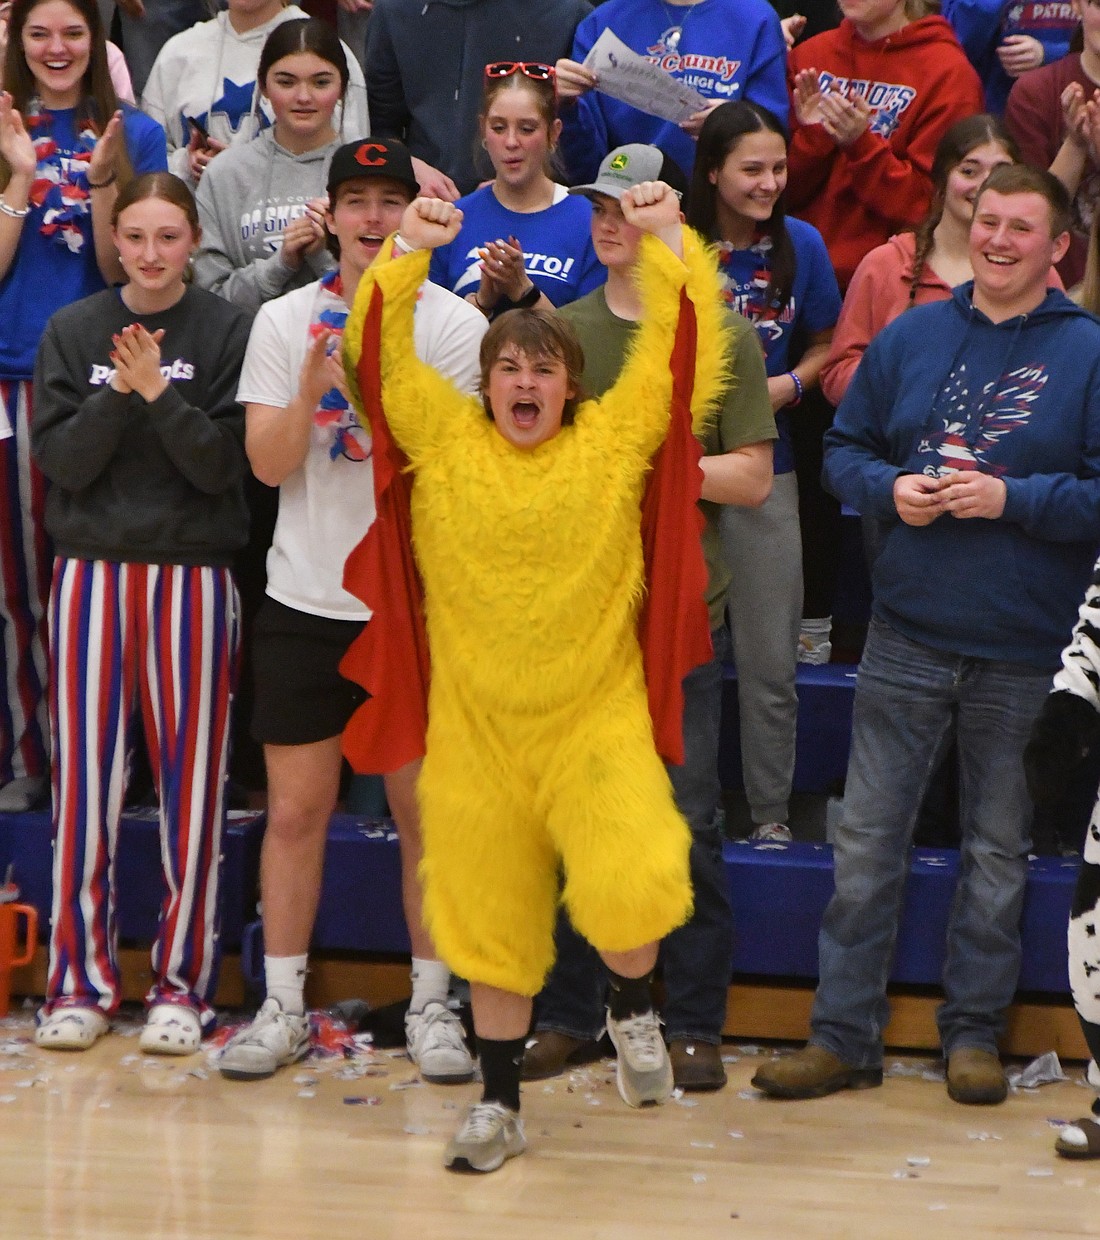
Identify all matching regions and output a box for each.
[339,286,430,774]
[340,284,712,773]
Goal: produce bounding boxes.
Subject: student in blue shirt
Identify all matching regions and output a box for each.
[430,61,603,319]
[0,0,166,813]
[688,100,841,842]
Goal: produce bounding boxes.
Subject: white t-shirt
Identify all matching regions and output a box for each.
[238,277,486,620]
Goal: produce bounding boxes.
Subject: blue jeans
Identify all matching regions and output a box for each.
[533,630,734,1044]
[810,618,1052,1067]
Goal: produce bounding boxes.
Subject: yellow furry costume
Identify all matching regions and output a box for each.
[344,231,732,996]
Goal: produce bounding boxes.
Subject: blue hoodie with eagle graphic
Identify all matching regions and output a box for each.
[823,283,1100,668]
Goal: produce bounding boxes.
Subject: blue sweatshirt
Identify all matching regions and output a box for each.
[943,0,1077,114]
[823,284,1100,668]
[559,0,788,186]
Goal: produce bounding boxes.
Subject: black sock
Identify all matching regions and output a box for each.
[606,968,655,1021]
[476,1035,525,1113]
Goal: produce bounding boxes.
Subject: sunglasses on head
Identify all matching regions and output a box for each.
[485,61,556,83]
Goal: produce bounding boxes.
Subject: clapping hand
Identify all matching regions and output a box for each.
[280,200,328,270]
[110,325,167,402]
[0,91,35,182]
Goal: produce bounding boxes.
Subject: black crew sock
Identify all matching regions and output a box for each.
[476,1034,526,1113]
[606,968,655,1021]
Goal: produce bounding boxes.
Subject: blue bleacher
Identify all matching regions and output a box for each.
[0,809,1079,995]
[720,661,858,794]
[0,809,264,950]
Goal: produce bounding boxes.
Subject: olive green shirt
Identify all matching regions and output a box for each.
[559,287,777,630]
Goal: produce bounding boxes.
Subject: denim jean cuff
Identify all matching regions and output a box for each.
[809,1035,882,1071]
[664,1028,722,1046]
[941,1036,999,1059]
[534,1021,605,1043]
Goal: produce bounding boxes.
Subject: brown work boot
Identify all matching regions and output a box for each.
[520,1030,603,1081]
[751,1044,883,1099]
[669,1039,727,1092]
[946,1047,1007,1105]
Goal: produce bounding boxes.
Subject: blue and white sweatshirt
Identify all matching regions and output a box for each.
[559,0,788,186]
[823,284,1100,668]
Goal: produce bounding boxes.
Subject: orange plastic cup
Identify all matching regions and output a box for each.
[0,902,37,1018]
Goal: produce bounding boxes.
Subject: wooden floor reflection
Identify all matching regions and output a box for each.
[3,1009,1100,1240]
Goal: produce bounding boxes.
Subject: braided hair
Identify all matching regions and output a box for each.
[907,114,1021,306]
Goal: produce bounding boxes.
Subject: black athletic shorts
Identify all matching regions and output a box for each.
[250,596,367,746]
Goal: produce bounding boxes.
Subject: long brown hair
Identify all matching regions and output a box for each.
[0,0,132,190]
[257,18,350,100]
[688,101,797,315]
[1080,211,1100,313]
[907,114,1020,304]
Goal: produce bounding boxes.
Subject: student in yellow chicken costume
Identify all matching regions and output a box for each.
[341,183,732,1173]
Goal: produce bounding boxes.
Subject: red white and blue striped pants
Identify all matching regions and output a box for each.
[0,380,50,783]
[44,559,240,1023]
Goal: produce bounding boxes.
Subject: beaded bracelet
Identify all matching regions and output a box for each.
[0,200,31,219]
[786,371,804,407]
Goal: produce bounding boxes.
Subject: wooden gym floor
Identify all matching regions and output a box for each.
[4,1007,1100,1240]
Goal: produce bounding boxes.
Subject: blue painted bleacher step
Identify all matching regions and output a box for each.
[0,809,264,949]
[720,662,858,794]
[3,811,1079,996]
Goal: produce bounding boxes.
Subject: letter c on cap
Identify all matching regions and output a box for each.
[356,143,388,167]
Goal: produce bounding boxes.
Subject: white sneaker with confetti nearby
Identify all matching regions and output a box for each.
[606,1009,674,1108]
[35,1005,109,1051]
[444,1101,526,1173]
[405,1001,475,1084]
[218,998,309,1080]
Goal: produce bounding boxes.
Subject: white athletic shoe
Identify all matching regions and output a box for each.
[405,1001,475,1084]
[443,1101,526,1173]
[606,1009,674,1108]
[218,998,309,1080]
[749,822,794,843]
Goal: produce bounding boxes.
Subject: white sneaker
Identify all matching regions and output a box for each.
[606,1009,674,1108]
[405,1001,475,1084]
[140,1003,202,1056]
[218,998,309,1080]
[443,1101,526,1173]
[749,822,794,843]
[797,633,832,665]
[35,1005,109,1051]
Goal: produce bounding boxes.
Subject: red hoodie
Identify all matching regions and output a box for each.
[787,16,983,290]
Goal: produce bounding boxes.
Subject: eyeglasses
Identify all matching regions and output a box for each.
[485,62,556,83]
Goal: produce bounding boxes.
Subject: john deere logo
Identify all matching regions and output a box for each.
[610,153,629,171]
